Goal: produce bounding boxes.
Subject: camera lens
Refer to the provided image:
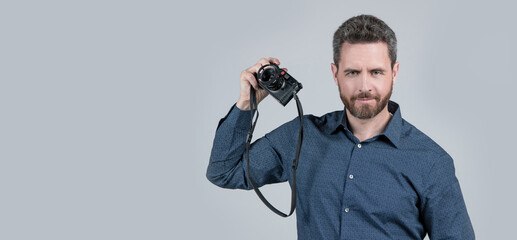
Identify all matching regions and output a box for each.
[262,68,276,81]
[259,66,283,91]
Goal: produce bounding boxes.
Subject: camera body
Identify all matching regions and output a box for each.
[255,63,303,106]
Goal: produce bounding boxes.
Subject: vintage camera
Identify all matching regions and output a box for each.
[255,63,303,106]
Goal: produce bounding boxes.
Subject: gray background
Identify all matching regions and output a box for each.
[1,0,515,239]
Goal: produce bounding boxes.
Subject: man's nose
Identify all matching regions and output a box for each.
[359,73,371,92]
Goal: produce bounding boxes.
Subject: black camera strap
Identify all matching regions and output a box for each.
[246,86,304,217]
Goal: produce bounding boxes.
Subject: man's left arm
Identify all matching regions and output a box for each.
[421,154,475,239]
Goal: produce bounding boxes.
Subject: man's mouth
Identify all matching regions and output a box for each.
[356,98,375,103]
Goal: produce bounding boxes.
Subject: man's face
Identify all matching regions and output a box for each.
[331,42,399,119]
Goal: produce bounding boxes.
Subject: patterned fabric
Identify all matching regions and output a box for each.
[207,101,474,239]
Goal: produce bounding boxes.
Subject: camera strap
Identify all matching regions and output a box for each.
[246,86,304,217]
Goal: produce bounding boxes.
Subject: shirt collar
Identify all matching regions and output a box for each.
[328,100,402,148]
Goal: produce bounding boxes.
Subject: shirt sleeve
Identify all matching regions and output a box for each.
[206,104,295,190]
[421,153,475,239]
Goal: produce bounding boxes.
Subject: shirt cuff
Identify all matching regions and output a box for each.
[216,104,253,132]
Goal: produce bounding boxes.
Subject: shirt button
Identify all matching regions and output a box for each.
[349,174,354,179]
[357,144,362,148]
[344,208,350,213]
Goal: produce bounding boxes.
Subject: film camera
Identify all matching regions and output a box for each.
[255,63,303,106]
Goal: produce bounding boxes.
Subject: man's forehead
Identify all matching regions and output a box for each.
[340,42,389,55]
[339,42,391,67]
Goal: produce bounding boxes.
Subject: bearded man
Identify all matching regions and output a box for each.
[206,14,475,240]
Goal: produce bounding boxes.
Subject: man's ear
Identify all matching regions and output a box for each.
[392,62,400,85]
[331,63,339,86]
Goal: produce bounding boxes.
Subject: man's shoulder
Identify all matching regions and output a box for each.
[271,110,343,135]
[264,110,342,144]
[303,109,343,130]
[306,109,343,122]
[399,118,449,157]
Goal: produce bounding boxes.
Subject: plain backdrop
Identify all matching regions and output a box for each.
[1,0,516,239]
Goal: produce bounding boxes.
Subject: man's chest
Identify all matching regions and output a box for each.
[294,137,425,217]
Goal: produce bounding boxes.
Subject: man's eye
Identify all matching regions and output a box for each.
[372,71,381,76]
[348,71,358,76]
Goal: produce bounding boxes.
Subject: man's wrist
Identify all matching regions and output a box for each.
[236,99,251,111]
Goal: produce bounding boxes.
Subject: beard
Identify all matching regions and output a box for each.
[339,83,392,120]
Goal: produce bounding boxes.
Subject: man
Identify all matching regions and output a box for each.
[207,15,474,239]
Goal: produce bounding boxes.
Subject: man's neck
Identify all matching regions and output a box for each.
[346,106,392,142]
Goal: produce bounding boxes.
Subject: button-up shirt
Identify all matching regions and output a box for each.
[207,101,474,239]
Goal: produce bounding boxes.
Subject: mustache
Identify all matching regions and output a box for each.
[351,92,381,101]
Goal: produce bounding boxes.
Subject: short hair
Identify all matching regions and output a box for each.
[333,14,397,68]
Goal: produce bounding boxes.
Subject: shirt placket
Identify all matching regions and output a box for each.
[340,131,364,238]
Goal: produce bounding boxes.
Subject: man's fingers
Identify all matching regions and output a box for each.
[248,75,259,90]
[248,61,264,74]
[242,57,284,92]
[257,58,270,68]
[268,57,280,65]
[238,57,283,109]
[248,57,281,73]
[242,70,259,90]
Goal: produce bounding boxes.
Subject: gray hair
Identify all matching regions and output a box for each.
[333,15,397,68]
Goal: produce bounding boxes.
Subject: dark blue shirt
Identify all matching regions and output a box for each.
[207,101,474,239]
